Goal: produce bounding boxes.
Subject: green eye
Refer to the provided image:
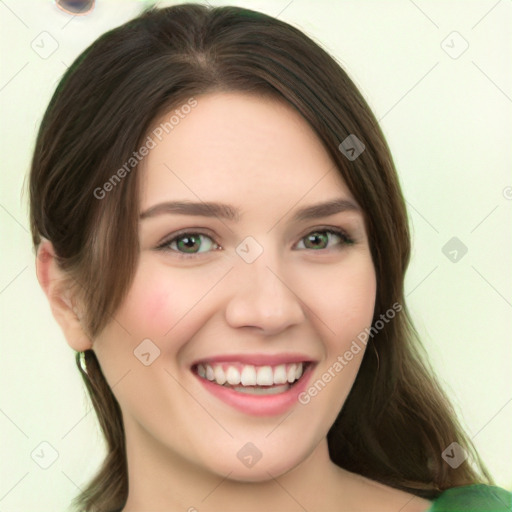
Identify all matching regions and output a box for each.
[157,227,353,260]
[164,233,218,256]
[296,229,353,251]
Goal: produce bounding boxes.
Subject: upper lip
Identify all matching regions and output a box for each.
[191,353,317,367]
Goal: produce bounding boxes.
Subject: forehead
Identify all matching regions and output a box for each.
[139,91,354,212]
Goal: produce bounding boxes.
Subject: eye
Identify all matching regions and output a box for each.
[157,231,220,259]
[295,228,353,251]
[157,227,353,259]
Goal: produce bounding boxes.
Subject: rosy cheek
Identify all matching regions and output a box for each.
[119,272,175,335]
[142,290,172,327]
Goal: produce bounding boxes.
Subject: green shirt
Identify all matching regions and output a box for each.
[429,484,512,511]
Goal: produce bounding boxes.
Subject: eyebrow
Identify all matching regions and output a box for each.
[139,198,360,223]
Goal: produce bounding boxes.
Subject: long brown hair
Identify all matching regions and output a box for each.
[29,4,492,511]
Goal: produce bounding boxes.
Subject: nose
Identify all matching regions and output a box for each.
[224,253,305,335]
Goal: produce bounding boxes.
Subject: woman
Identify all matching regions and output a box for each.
[29,4,511,511]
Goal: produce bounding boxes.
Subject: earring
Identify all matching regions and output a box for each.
[79,350,88,374]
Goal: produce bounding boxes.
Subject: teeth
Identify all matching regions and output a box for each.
[232,384,290,395]
[240,365,256,386]
[256,366,273,386]
[198,362,306,387]
[226,366,241,385]
[214,365,227,385]
[273,364,287,384]
[287,364,297,383]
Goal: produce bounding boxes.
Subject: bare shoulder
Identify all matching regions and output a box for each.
[341,470,432,512]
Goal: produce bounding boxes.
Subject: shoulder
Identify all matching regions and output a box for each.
[430,484,512,511]
[338,470,432,511]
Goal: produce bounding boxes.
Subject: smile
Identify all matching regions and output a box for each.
[196,361,307,391]
[191,357,316,416]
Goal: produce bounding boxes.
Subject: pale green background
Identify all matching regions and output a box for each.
[1,1,511,510]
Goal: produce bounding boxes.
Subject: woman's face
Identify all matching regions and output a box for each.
[93,91,376,481]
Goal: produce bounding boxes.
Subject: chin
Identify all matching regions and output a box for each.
[202,448,309,483]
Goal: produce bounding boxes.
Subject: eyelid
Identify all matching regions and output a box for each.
[294,225,353,245]
[156,225,354,258]
[156,228,216,248]
[156,229,220,259]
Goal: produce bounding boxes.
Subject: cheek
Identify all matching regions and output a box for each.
[111,247,376,345]
[118,261,207,337]
[297,262,375,422]
[306,255,377,342]
[126,284,173,330]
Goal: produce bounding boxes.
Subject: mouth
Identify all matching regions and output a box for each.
[191,357,316,416]
[193,361,312,395]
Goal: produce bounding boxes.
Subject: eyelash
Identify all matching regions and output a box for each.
[156,227,354,260]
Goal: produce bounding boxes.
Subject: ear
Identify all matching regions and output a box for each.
[36,239,92,351]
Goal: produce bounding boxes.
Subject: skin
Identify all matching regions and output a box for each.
[37,92,432,511]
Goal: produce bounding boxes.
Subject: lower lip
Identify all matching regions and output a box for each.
[194,364,315,416]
